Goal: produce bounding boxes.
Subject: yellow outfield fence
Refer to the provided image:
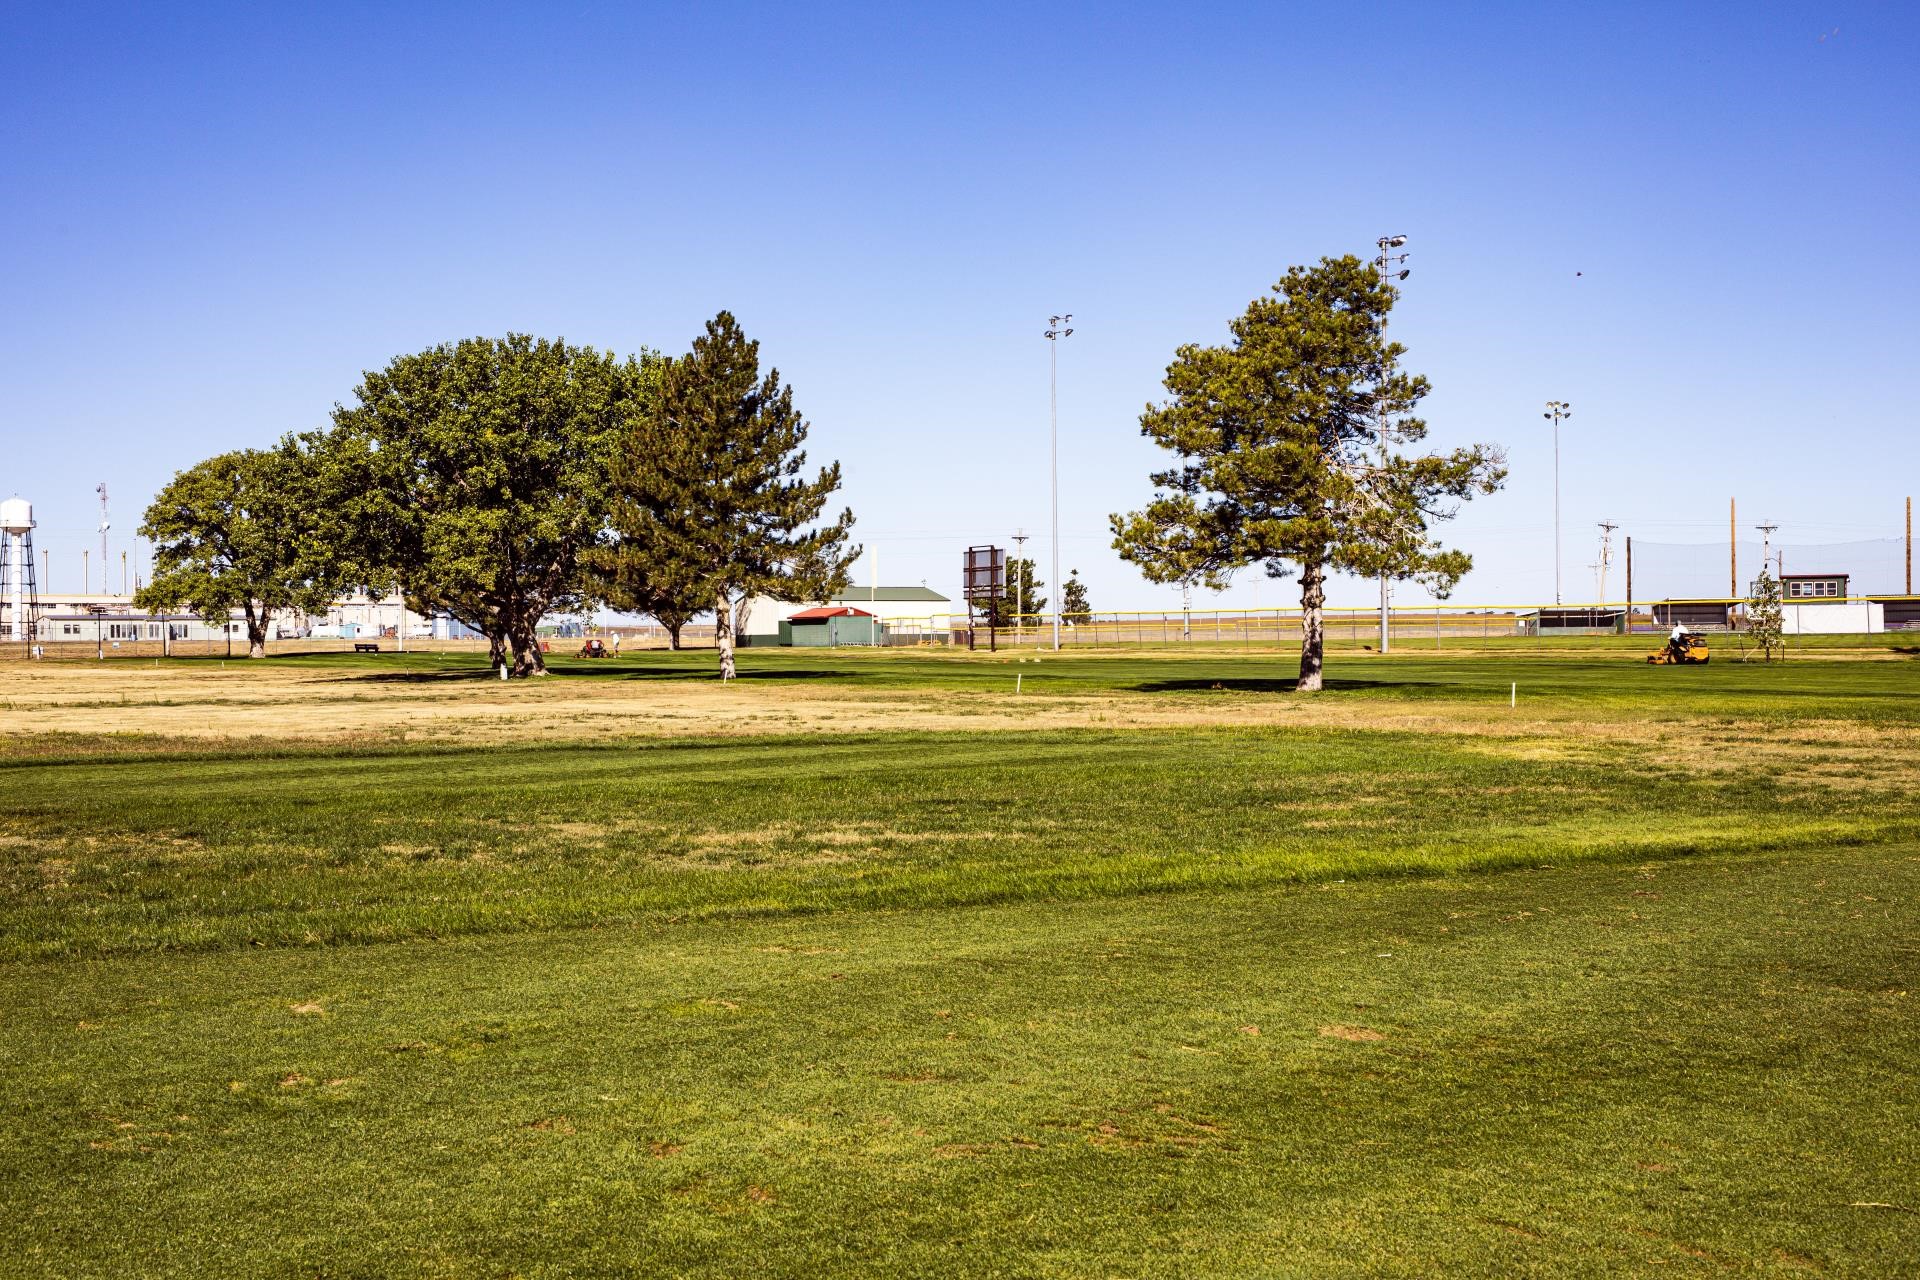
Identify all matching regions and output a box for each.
[5,597,1916,661]
[861,597,1920,648]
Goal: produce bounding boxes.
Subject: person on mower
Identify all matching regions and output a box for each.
[1667,622,1691,661]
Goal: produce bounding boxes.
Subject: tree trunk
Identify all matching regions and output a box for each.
[488,628,509,673]
[667,622,682,651]
[245,602,269,659]
[715,592,736,680]
[508,613,547,678]
[1296,560,1326,692]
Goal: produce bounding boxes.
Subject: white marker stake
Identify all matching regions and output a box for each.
[1017,673,1023,695]
[1511,681,1516,709]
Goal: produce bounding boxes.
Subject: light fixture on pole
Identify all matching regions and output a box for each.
[1011,528,1029,639]
[1543,401,1573,604]
[1371,236,1410,650]
[1044,314,1073,651]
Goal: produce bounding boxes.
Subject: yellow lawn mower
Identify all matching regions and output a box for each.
[1649,632,1711,664]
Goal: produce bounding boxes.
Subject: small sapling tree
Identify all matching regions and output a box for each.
[1746,564,1785,661]
[1112,256,1506,691]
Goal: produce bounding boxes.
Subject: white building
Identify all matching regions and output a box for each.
[1775,573,1888,635]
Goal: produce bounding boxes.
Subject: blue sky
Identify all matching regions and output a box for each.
[3,1,1914,613]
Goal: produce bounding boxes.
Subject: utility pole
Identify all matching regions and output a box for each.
[1756,522,1778,570]
[1729,498,1737,600]
[1596,521,1618,602]
[1907,496,1912,595]
[1374,234,1409,651]
[1044,314,1074,651]
[1542,402,1572,604]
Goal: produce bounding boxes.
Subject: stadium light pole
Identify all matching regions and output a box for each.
[1543,400,1573,604]
[1045,315,1073,651]
[1373,236,1409,650]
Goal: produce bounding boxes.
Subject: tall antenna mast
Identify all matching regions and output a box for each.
[1596,521,1618,602]
[96,483,111,595]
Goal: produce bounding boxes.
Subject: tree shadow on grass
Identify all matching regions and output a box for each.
[1130,676,1460,696]
[332,662,849,685]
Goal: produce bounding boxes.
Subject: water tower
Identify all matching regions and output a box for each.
[0,496,41,648]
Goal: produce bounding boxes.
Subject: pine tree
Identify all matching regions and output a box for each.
[1112,256,1505,691]
[585,542,707,650]
[1061,568,1091,623]
[977,559,1044,629]
[609,312,857,679]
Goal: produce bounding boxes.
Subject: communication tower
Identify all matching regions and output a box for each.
[96,482,111,595]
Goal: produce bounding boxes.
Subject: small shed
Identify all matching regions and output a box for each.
[1780,573,1848,602]
[779,606,883,647]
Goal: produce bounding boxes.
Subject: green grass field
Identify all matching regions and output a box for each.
[3,644,1917,1276]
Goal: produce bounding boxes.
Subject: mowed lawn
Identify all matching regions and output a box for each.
[2,646,1917,1276]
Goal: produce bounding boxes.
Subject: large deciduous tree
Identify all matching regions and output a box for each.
[1111,256,1505,691]
[134,438,343,657]
[326,335,649,676]
[610,311,857,679]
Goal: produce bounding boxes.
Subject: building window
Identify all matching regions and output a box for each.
[1788,579,1844,599]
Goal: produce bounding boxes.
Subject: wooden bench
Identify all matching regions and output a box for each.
[353,642,380,653]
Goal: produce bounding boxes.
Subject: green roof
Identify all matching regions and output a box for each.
[830,585,949,603]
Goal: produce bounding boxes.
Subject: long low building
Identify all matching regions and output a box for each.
[5,588,474,646]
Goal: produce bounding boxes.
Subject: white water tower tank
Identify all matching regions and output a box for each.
[0,496,31,533]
